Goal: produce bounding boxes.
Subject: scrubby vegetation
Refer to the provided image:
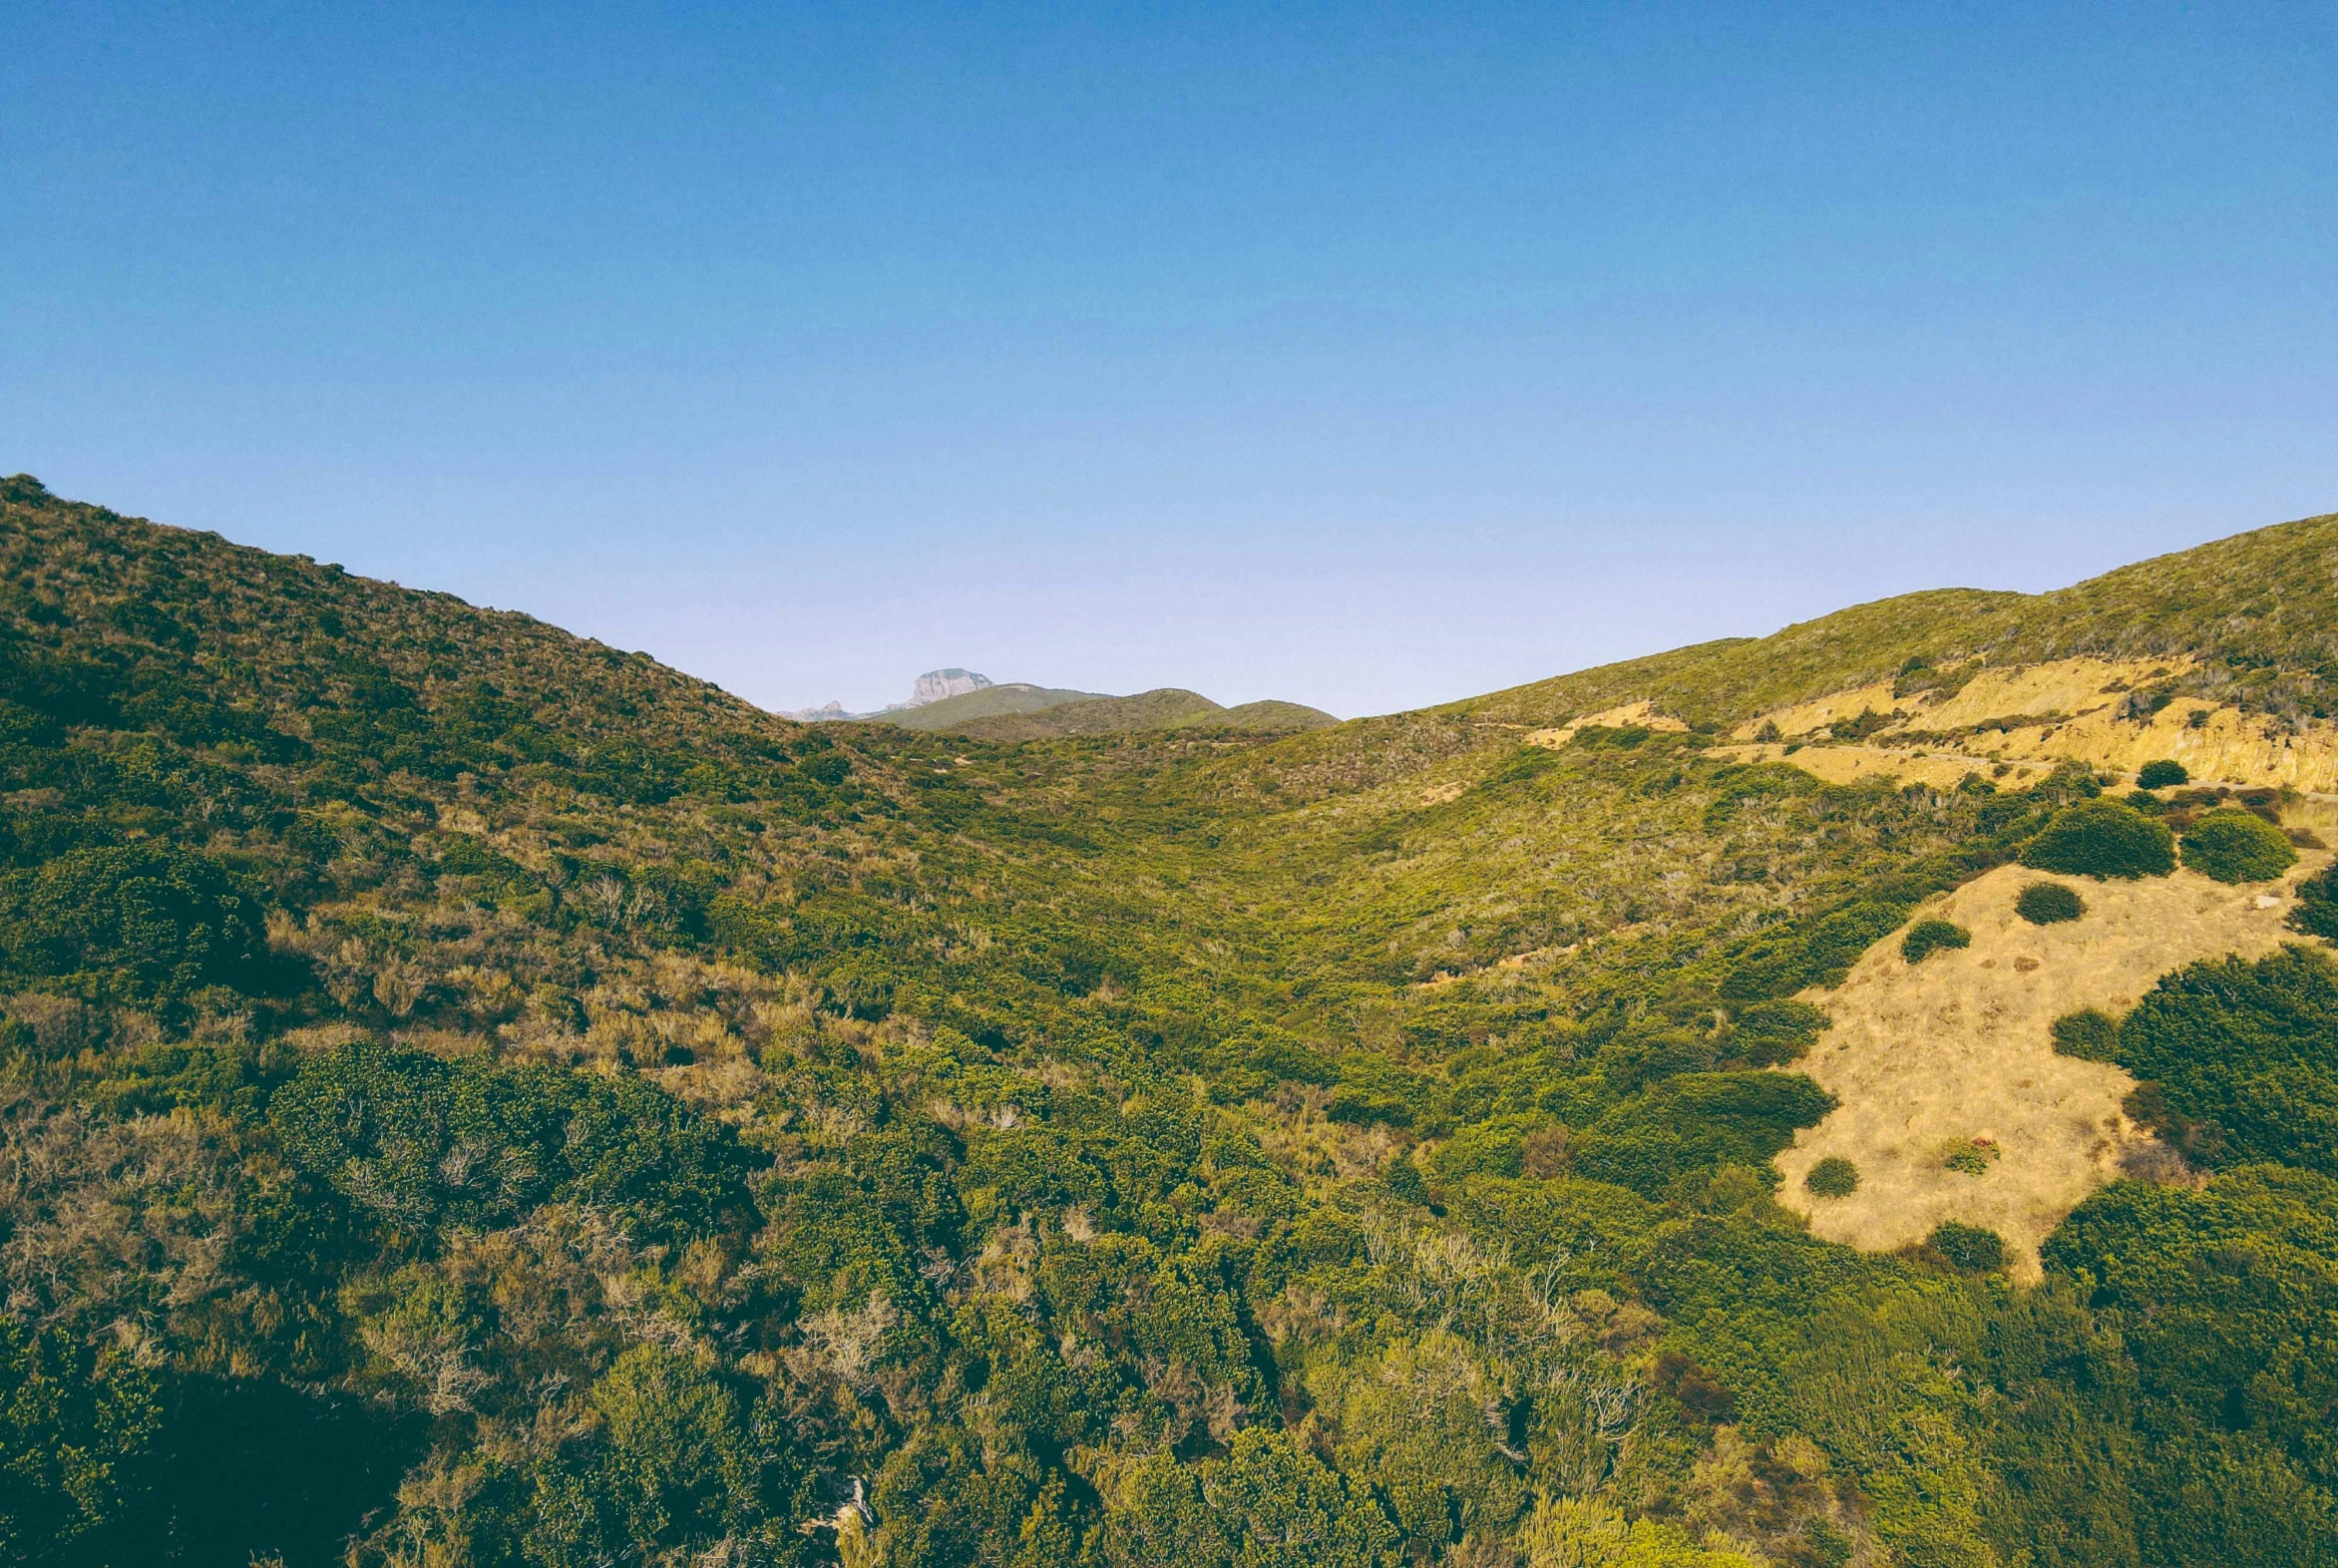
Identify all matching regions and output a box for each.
[2017,881,2088,925]
[1802,1157,1858,1198]
[2299,862,2338,940]
[2100,946,2338,1174]
[2135,759,2188,789]
[2050,1007,2121,1061]
[1901,918,1971,964]
[2022,799,2177,880]
[3,478,2337,1563]
[1924,1222,2006,1273]
[2178,808,2300,884]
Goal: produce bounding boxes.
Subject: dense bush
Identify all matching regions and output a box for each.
[268,1039,760,1243]
[2016,881,2086,925]
[2044,1167,2338,1565]
[2022,800,2175,880]
[1570,1072,1835,1197]
[0,843,272,1004]
[1722,895,1925,998]
[2136,759,2189,789]
[2109,947,2338,1172]
[1804,1156,1859,1198]
[0,1318,160,1558]
[2298,862,2338,940]
[1926,1221,2005,1272]
[2050,1007,2121,1061]
[2179,808,2299,884]
[1901,918,1970,964]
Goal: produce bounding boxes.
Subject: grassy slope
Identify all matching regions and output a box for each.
[1449,510,2338,727]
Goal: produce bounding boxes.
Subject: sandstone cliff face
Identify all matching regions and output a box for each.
[1712,655,2338,796]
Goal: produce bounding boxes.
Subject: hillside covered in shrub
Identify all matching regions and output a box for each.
[3,476,2337,1566]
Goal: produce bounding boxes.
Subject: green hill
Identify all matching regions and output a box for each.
[896,687,1339,739]
[942,686,1333,739]
[4,472,2337,1567]
[878,680,1109,730]
[1453,509,2338,726]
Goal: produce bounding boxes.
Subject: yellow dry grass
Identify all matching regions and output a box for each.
[1728,681,1901,742]
[1527,699,1689,750]
[1711,742,2053,791]
[1897,655,2186,732]
[1775,854,2333,1280]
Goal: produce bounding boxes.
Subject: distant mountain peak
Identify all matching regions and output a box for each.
[782,668,995,722]
[908,668,992,707]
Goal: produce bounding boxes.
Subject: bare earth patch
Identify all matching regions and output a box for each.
[1526,699,1689,749]
[1775,854,2332,1280]
[1719,655,2338,793]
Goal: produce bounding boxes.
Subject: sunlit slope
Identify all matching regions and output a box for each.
[0,474,799,762]
[1446,509,2338,729]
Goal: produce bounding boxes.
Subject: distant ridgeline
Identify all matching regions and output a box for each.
[786,667,1339,737]
[3,467,2337,1567]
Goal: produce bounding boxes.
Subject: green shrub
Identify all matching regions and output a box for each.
[1804,1156,1859,1198]
[2050,1007,2120,1061]
[1942,1137,2000,1176]
[2108,947,2338,1172]
[2178,808,2298,884]
[1722,895,1925,998]
[2021,800,2175,880]
[1901,919,1971,964]
[2016,882,2086,925]
[1569,1071,1835,1197]
[2296,862,2338,940]
[1927,1221,2006,1272]
[2136,759,2189,789]
[0,844,272,1005]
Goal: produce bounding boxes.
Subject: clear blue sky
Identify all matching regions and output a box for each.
[5,3,2334,717]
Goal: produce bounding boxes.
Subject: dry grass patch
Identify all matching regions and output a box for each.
[1773,853,2333,1279]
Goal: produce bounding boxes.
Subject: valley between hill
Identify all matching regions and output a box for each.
[4,474,2337,1567]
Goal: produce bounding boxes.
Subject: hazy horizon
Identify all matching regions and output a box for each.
[7,3,2334,717]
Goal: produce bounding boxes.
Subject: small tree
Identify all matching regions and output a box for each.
[2136,759,2188,789]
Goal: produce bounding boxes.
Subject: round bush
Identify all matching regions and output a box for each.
[1804,1156,1859,1198]
[2179,808,2298,885]
[2021,800,2175,880]
[1901,919,1971,964]
[2015,882,2086,925]
[2136,759,2189,789]
[1927,1221,2006,1272]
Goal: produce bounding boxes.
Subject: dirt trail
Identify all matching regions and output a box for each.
[1775,854,2331,1280]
